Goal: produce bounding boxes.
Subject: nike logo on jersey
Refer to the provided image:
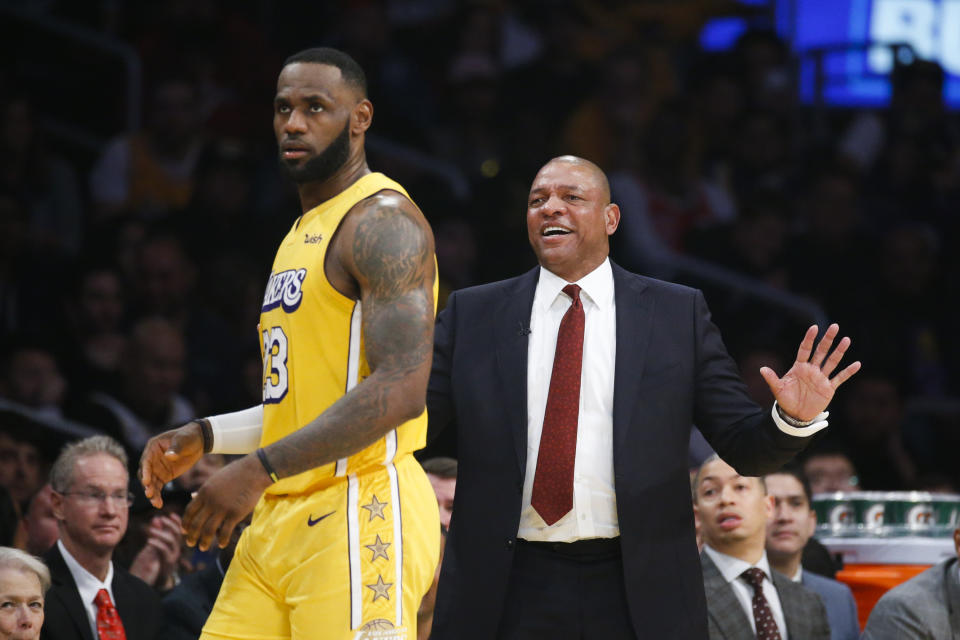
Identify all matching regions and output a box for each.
[262,268,307,313]
[307,511,336,526]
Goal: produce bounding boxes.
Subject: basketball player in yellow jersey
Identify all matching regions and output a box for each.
[138,47,441,639]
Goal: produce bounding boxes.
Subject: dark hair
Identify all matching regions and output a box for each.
[766,465,814,506]
[420,456,457,480]
[283,47,367,97]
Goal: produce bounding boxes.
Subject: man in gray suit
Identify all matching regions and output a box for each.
[862,526,960,639]
[764,468,860,640]
[695,455,830,639]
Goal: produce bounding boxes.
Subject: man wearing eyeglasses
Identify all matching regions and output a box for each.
[41,435,162,640]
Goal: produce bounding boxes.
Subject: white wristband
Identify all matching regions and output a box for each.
[205,405,264,454]
[771,402,829,438]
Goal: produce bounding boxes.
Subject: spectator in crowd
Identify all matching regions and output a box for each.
[611,100,736,256]
[861,525,960,638]
[0,94,84,258]
[70,317,193,456]
[786,166,872,326]
[123,511,183,594]
[0,340,67,421]
[42,436,161,640]
[59,263,126,400]
[0,432,43,512]
[801,448,859,494]
[130,230,238,413]
[159,516,247,640]
[21,486,58,557]
[694,455,830,639]
[89,76,204,221]
[851,224,955,397]
[837,371,917,490]
[561,46,661,172]
[421,456,456,532]
[0,546,50,640]
[764,468,859,640]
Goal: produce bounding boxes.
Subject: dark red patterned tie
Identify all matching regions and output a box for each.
[94,589,127,640]
[742,568,782,640]
[531,284,585,525]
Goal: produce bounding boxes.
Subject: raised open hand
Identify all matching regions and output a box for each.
[759,323,861,422]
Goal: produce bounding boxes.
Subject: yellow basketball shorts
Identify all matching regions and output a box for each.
[200,454,441,640]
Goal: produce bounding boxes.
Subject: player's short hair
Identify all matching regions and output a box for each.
[0,546,51,593]
[765,465,813,507]
[421,456,457,480]
[283,47,367,97]
[49,436,128,493]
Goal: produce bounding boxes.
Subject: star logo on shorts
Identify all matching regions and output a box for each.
[366,574,393,602]
[365,534,390,562]
[361,495,389,521]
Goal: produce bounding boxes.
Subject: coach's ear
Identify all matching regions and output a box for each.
[353,99,373,135]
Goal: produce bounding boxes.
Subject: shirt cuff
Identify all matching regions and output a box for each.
[771,402,829,438]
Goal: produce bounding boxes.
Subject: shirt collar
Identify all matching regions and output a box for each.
[703,544,774,586]
[58,539,114,601]
[536,258,614,312]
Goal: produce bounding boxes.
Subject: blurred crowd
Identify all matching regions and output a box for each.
[2,0,960,631]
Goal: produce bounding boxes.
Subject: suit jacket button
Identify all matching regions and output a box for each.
[505,538,514,548]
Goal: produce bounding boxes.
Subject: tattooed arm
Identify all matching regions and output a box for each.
[264,190,436,475]
[180,191,436,550]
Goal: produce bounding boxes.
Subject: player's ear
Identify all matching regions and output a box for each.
[352,99,373,135]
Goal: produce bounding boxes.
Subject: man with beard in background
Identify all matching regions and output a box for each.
[139,47,441,639]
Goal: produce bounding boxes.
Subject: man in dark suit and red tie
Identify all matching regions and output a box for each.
[41,436,161,640]
[426,155,861,639]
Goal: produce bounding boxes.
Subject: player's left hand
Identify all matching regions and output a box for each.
[181,454,272,551]
[760,323,861,422]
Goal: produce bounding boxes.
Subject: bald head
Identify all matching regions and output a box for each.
[526,155,620,282]
[541,156,611,203]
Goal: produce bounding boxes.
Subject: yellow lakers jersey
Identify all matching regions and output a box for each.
[259,172,437,495]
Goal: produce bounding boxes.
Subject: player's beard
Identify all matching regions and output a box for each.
[280,120,351,185]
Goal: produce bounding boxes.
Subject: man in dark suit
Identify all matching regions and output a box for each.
[427,156,860,639]
[696,456,830,639]
[42,435,161,640]
[764,468,860,639]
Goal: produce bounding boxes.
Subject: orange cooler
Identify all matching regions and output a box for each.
[819,533,956,629]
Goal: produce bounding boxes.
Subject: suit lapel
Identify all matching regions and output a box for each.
[773,571,806,638]
[111,569,137,637]
[701,553,754,640]
[611,263,653,456]
[494,267,539,478]
[46,545,96,640]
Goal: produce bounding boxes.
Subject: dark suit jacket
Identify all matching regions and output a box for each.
[427,264,814,639]
[161,563,224,640]
[802,569,860,640]
[40,544,162,640]
[701,552,831,640]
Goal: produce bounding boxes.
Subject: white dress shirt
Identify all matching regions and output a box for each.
[515,258,828,542]
[58,539,117,640]
[519,259,618,541]
[703,545,789,639]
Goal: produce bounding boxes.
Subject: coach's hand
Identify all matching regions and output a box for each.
[182,454,271,551]
[761,323,861,422]
[140,422,206,509]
